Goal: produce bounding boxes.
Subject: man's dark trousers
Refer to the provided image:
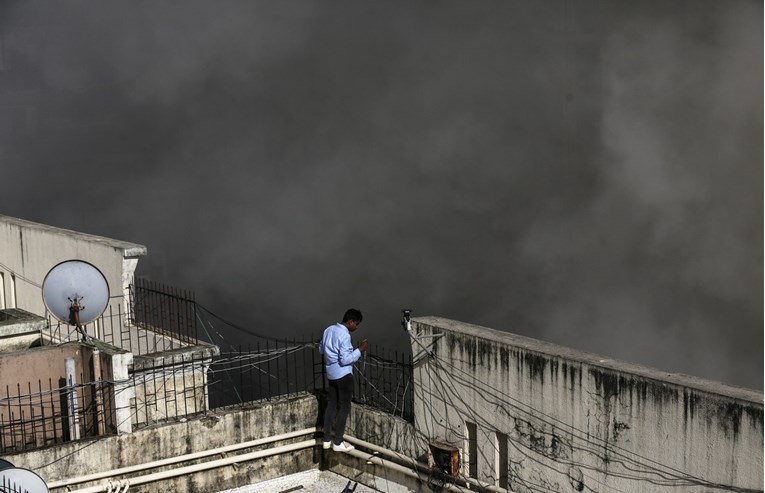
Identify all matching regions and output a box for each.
[324,374,354,445]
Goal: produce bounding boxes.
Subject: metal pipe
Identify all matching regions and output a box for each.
[48,427,318,489]
[343,449,471,492]
[343,435,421,468]
[68,439,316,493]
[344,435,508,493]
[53,429,508,493]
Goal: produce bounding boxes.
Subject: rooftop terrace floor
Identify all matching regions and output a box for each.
[217,469,381,493]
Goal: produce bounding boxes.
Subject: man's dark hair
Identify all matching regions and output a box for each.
[342,308,363,324]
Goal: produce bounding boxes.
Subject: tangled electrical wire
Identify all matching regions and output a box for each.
[4,296,760,493]
[403,324,762,493]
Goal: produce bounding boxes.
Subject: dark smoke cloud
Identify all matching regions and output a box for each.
[0,1,761,389]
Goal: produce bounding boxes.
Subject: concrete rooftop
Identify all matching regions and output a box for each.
[217,469,381,493]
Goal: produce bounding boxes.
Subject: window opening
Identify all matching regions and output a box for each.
[465,420,478,478]
[496,431,508,488]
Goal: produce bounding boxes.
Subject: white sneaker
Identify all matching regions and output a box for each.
[322,441,332,450]
[332,441,355,452]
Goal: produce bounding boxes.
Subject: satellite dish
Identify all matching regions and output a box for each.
[42,260,110,328]
[0,467,49,493]
[0,459,12,472]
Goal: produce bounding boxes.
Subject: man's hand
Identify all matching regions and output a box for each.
[359,339,369,352]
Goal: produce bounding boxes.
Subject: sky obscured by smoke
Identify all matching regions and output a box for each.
[1,1,761,389]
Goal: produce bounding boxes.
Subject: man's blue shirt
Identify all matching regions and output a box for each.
[319,322,361,380]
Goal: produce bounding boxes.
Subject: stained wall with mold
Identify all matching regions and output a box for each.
[410,316,763,492]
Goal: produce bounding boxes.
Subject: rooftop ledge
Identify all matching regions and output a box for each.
[0,214,147,257]
[413,315,763,405]
[0,308,47,336]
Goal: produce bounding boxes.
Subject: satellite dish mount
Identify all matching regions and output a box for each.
[68,295,86,339]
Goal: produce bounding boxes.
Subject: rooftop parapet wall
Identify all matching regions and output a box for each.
[4,395,320,493]
[410,316,763,493]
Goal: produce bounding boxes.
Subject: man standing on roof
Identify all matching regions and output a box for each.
[319,308,368,452]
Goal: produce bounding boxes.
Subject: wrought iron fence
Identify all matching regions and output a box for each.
[206,340,414,422]
[130,278,198,345]
[130,352,212,428]
[2,342,414,455]
[16,280,416,455]
[207,340,323,409]
[0,373,116,454]
[44,278,201,356]
[195,305,415,420]
[354,345,414,422]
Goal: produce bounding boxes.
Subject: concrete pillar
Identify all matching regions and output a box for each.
[111,352,134,434]
[64,357,80,440]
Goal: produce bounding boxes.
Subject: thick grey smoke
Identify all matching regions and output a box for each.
[0,1,761,389]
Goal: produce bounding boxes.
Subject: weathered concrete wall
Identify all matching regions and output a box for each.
[338,405,428,492]
[0,215,146,324]
[4,394,322,493]
[346,404,424,460]
[130,343,219,427]
[3,392,426,493]
[410,317,763,492]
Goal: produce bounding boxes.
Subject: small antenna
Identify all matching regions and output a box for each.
[42,260,110,342]
[401,309,413,332]
[402,308,444,363]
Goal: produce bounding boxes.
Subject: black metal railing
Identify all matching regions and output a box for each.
[206,340,414,422]
[43,278,201,356]
[0,374,117,454]
[3,339,414,454]
[207,339,323,409]
[354,345,414,422]
[25,279,416,454]
[130,278,198,345]
[130,353,211,428]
